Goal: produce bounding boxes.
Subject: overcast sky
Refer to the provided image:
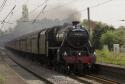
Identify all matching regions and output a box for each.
[0,0,125,30]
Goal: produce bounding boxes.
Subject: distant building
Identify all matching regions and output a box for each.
[120,45,125,52]
[22,4,29,21]
[113,44,120,53]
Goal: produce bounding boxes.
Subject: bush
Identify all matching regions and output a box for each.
[96,49,110,57]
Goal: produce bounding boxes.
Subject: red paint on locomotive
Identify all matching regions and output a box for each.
[63,55,95,64]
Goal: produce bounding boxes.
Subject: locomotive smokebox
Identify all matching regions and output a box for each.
[66,29,89,48]
[72,21,80,26]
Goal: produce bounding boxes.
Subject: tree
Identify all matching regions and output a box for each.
[81,19,114,49]
[115,27,125,45]
[0,29,7,37]
[100,31,120,50]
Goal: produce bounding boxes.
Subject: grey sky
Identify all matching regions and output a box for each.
[0,0,125,30]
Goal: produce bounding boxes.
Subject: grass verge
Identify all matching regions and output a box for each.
[96,49,125,67]
[0,75,5,84]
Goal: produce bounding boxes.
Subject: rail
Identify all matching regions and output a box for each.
[95,63,125,83]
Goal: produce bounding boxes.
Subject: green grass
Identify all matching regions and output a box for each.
[96,49,125,67]
[0,75,5,84]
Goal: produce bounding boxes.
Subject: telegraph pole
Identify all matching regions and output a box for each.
[87,7,91,34]
[87,7,92,42]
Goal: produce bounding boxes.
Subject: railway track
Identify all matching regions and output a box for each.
[8,55,53,84]
[5,49,83,84]
[4,48,124,84]
[80,74,120,84]
[96,63,125,83]
[0,48,52,84]
[69,73,120,84]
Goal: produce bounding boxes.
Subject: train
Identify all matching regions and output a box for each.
[6,21,96,74]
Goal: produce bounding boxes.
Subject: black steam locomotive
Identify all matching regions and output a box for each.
[6,21,96,73]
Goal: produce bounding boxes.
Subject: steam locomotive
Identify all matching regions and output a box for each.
[6,21,96,73]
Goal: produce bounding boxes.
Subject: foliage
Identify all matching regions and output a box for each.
[81,19,114,49]
[96,49,110,57]
[100,31,120,50]
[81,19,125,50]
[100,28,125,50]
[115,28,125,45]
[96,50,125,67]
[0,28,13,37]
[0,30,4,37]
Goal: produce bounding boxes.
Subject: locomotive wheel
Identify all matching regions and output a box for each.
[73,63,84,75]
[58,66,62,73]
[54,63,60,72]
[78,63,83,73]
[61,64,67,74]
[54,65,59,72]
[60,65,64,73]
[58,64,66,73]
[90,64,99,74]
[64,65,70,74]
